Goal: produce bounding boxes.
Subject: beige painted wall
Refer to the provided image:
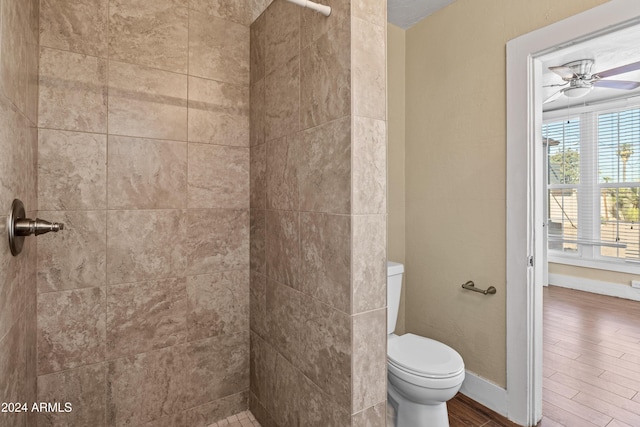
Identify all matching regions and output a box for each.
[403,0,608,387]
[388,23,407,334]
[550,262,640,285]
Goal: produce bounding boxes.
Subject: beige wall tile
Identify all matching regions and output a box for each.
[147,391,249,427]
[0,97,37,212]
[265,278,300,360]
[267,352,301,427]
[109,0,188,73]
[300,18,350,129]
[0,321,29,427]
[189,10,249,85]
[264,55,299,141]
[352,116,386,214]
[0,220,27,346]
[351,215,386,314]
[300,0,349,49]
[266,135,298,211]
[188,76,249,146]
[26,31,39,125]
[250,78,265,146]
[249,271,267,338]
[296,297,351,405]
[39,47,107,133]
[298,117,351,214]
[298,371,351,426]
[265,210,299,289]
[250,143,266,209]
[40,0,108,57]
[26,0,40,40]
[249,392,276,427]
[107,209,187,284]
[352,17,385,120]
[24,124,39,211]
[352,309,386,413]
[250,0,273,23]
[107,345,189,426]
[189,0,251,26]
[250,209,266,275]
[38,129,107,210]
[187,143,249,209]
[37,287,106,375]
[300,212,350,313]
[0,0,30,115]
[37,363,107,427]
[250,13,266,84]
[108,60,187,140]
[250,332,273,406]
[249,347,276,426]
[264,0,299,76]
[352,0,386,27]
[36,211,107,293]
[107,278,187,359]
[186,332,249,407]
[186,209,249,275]
[108,135,187,209]
[0,0,38,412]
[186,270,249,341]
[352,401,386,427]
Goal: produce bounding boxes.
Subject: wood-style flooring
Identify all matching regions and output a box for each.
[542,285,640,427]
[445,285,640,427]
[448,393,520,426]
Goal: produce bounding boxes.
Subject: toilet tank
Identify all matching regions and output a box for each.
[387,261,404,334]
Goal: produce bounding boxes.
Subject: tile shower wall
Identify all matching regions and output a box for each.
[249,0,387,425]
[35,1,269,426]
[0,0,40,426]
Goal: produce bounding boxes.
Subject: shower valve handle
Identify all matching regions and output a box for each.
[7,199,65,256]
[14,217,64,236]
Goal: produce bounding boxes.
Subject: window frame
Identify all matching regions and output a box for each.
[545,102,640,275]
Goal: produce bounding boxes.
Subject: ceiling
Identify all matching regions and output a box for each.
[541,23,640,113]
[388,0,456,29]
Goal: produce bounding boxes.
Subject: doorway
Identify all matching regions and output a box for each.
[506,1,640,426]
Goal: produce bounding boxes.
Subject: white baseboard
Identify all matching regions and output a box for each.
[459,370,508,418]
[549,273,640,302]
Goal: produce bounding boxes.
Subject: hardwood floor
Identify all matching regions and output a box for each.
[448,393,520,426]
[444,285,640,427]
[542,285,640,427]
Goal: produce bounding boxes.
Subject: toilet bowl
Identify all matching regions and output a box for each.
[387,262,465,427]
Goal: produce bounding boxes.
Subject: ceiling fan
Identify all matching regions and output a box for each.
[544,59,640,104]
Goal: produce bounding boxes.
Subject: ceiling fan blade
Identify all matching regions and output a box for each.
[544,89,564,104]
[549,66,576,80]
[593,80,640,90]
[596,60,640,78]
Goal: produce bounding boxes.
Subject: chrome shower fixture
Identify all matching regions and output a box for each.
[7,199,64,256]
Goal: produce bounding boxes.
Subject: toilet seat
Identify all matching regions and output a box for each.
[388,334,465,389]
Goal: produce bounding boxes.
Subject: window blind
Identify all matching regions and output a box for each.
[544,118,581,254]
[544,105,640,263]
[598,108,640,261]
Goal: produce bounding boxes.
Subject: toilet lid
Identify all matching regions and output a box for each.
[388,334,464,378]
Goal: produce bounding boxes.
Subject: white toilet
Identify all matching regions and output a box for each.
[387,261,465,427]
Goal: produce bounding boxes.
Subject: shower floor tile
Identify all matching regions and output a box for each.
[207,410,261,427]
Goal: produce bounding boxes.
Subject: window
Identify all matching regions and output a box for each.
[544,105,640,269]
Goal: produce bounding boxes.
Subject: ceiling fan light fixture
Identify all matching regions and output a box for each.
[564,85,593,98]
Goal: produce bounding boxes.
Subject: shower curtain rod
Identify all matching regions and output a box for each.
[284,0,331,16]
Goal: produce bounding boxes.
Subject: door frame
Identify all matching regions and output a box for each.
[506,1,640,425]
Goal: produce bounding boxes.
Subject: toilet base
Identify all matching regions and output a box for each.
[388,383,450,427]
